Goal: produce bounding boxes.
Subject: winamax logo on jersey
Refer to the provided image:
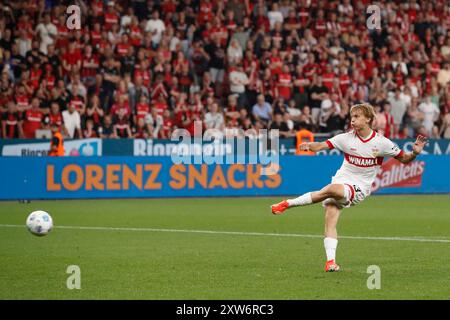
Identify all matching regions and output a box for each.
[371,158,425,192]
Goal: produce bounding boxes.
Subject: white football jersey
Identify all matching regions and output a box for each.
[326,130,404,196]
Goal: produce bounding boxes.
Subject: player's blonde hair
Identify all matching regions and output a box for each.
[350,103,376,128]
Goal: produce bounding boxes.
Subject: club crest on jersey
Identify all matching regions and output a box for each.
[371,146,379,157]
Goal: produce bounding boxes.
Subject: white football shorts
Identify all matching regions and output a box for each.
[322,183,367,209]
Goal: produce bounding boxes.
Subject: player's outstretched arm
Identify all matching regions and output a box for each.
[299,141,330,152]
[395,135,428,164]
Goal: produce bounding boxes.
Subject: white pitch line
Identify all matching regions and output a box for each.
[1,224,450,244]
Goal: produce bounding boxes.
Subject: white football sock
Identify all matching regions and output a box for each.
[324,237,338,261]
[287,192,313,207]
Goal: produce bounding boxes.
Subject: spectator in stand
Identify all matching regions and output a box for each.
[35,12,57,55]
[418,96,440,137]
[381,102,396,139]
[133,117,152,139]
[113,108,132,138]
[252,94,272,126]
[1,102,23,139]
[319,93,342,133]
[83,119,98,138]
[62,102,82,139]
[86,95,104,130]
[146,107,164,138]
[204,102,225,130]
[309,75,329,126]
[388,88,408,136]
[270,113,291,137]
[276,65,293,101]
[227,39,243,65]
[99,114,116,139]
[205,35,226,90]
[229,65,249,110]
[100,57,120,111]
[22,97,44,138]
[45,102,64,132]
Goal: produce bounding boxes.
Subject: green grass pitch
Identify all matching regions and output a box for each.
[1,195,450,300]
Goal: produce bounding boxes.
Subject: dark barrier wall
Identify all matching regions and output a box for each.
[0,155,448,200]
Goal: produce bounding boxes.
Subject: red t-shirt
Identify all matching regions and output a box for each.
[111,104,131,118]
[56,24,69,48]
[23,109,43,138]
[198,2,213,25]
[90,30,102,46]
[161,117,174,138]
[277,73,292,100]
[314,19,327,37]
[104,12,119,30]
[339,74,351,95]
[363,59,377,79]
[270,56,283,76]
[322,72,335,91]
[210,26,228,46]
[134,69,151,87]
[45,75,56,91]
[153,101,168,116]
[298,8,309,27]
[29,68,42,91]
[63,50,82,69]
[49,113,63,128]
[136,103,150,120]
[82,54,99,78]
[16,95,30,109]
[303,63,320,80]
[116,42,130,57]
[130,25,142,46]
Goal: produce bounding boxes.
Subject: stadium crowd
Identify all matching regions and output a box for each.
[0,0,449,141]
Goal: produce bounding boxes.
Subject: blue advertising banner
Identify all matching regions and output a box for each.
[0,155,448,200]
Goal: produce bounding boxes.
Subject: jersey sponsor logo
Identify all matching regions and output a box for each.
[344,153,383,167]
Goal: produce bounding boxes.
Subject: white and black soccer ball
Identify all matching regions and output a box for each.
[26,210,53,236]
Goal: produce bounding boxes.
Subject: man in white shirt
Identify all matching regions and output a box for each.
[388,88,408,134]
[120,7,134,31]
[319,93,341,131]
[204,102,224,130]
[62,103,81,138]
[229,65,249,109]
[16,29,31,57]
[35,13,57,55]
[267,3,284,29]
[145,11,165,47]
[418,96,440,136]
[229,66,249,95]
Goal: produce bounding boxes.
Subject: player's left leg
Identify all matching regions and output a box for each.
[324,203,341,272]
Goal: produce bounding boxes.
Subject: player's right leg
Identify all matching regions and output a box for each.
[271,184,346,215]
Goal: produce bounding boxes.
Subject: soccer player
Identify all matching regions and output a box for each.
[270,103,428,272]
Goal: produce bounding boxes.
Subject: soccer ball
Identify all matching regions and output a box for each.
[26,210,53,236]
